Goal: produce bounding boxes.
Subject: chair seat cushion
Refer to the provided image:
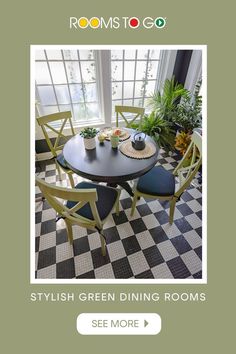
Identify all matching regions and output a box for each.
[137,166,175,196]
[56,153,71,170]
[66,182,118,221]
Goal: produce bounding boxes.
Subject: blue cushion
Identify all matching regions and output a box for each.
[137,166,175,196]
[56,153,69,170]
[66,182,118,221]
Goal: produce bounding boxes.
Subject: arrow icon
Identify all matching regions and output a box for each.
[155,17,166,28]
[144,320,149,327]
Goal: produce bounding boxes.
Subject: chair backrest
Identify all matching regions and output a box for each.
[36,111,75,157]
[173,130,202,198]
[36,177,102,228]
[115,105,144,128]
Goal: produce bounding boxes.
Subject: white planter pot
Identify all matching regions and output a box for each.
[83,137,96,150]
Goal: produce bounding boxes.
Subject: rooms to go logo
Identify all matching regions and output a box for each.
[69,17,166,29]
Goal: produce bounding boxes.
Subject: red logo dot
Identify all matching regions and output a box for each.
[129,18,139,28]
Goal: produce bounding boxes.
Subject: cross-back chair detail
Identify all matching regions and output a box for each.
[36,111,76,187]
[131,131,202,224]
[115,105,145,128]
[172,131,202,201]
[36,177,120,256]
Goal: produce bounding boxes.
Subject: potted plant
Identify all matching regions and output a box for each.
[80,127,98,150]
[173,80,202,133]
[175,131,192,155]
[174,131,201,167]
[148,77,188,127]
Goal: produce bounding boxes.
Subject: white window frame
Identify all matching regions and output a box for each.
[34,46,175,140]
[35,49,101,127]
[110,49,163,112]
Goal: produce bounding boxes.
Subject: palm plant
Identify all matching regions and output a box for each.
[148,77,188,122]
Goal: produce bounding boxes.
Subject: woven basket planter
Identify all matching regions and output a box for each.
[83,137,96,150]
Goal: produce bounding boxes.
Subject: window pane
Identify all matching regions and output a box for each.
[65,62,81,83]
[112,100,122,116]
[69,84,84,103]
[111,50,123,59]
[55,85,70,104]
[136,61,147,80]
[84,83,97,102]
[150,49,160,59]
[147,61,159,80]
[80,61,96,82]
[63,50,78,60]
[59,105,72,113]
[86,103,99,118]
[40,106,59,115]
[123,81,134,99]
[49,62,67,84]
[35,49,102,125]
[135,81,145,97]
[35,50,46,60]
[111,61,122,81]
[79,50,94,60]
[73,103,86,121]
[145,80,156,97]
[133,98,143,107]
[35,62,51,84]
[46,50,62,60]
[112,82,122,100]
[137,49,148,59]
[123,99,133,106]
[124,61,135,80]
[144,98,150,107]
[38,86,57,105]
[125,50,136,59]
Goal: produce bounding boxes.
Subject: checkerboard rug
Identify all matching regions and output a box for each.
[35,149,202,279]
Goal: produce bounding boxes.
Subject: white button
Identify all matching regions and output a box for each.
[77,313,161,335]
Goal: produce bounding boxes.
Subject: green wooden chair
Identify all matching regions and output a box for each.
[36,111,76,187]
[131,131,202,224]
[36,177,120,256]
[115,105,144,128]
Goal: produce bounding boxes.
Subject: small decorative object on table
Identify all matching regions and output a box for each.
[80,127,98,150]
[99,127,130,141]
[132,132,146,150]
[110,133,119,149]
[119,140,156,159]
[97,133,106,144]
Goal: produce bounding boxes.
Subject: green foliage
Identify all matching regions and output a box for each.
[80,127,98,139]
[173,80,202,132]
[132,112,176,151]
[148,77,188,122]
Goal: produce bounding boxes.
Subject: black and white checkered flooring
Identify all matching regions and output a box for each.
[35,149,202,279]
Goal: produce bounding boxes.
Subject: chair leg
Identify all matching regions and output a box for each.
[65,220,73,245]
[169,197,177,225]
[56,161,62,181]
[115,189,121,216]
[131,193,138,216]
[116,200,120,216]
[68,173,75,188]
[99,233,106,256]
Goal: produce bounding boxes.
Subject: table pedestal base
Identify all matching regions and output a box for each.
[107,182,134,197]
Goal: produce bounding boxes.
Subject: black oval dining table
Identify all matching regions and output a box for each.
[63,129,159,196]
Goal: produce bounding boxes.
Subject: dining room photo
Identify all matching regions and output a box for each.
[32,45,206,283]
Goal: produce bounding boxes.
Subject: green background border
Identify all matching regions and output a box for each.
[2,0,234,352]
